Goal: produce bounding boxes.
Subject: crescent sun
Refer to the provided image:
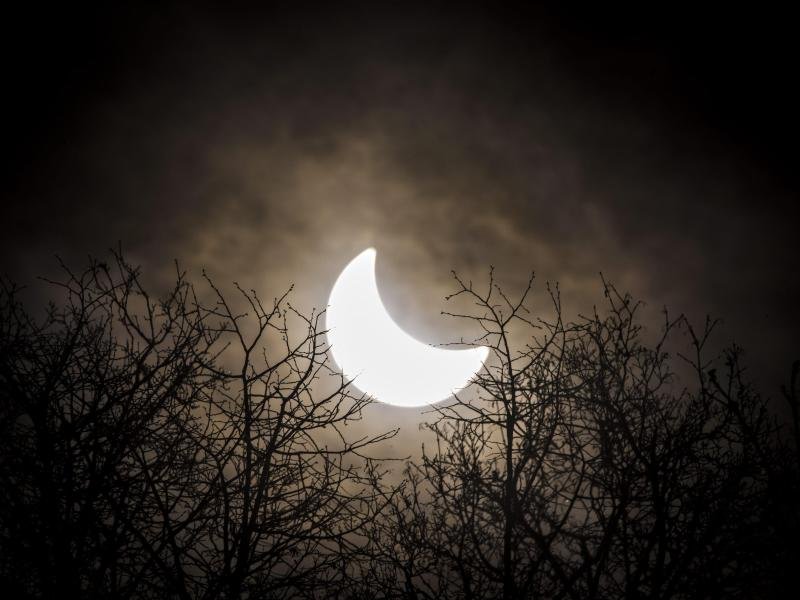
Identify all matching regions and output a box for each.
[326,248,489,407]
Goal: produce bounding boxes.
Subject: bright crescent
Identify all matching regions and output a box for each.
[326,248,489,407]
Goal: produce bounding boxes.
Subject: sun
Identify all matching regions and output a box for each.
[326,248,488,407]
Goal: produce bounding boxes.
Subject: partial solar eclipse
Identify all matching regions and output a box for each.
[326,248,489,407]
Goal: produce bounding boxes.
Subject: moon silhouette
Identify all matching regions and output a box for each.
[326,248,489,407]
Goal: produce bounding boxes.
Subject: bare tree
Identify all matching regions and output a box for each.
[364,271,799,600]
[0,253,397,599]
[1,255,797,599]
[130,271,396,600]
[0,256,217,598]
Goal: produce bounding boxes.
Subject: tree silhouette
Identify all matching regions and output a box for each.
[0,256,219,598]
[360,271,800,599]
[0,254,395,599]
[0,255,797,599]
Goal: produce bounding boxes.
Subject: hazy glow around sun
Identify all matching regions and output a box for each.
[326,248,489,407]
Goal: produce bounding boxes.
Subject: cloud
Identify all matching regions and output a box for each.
[3,4,797,399]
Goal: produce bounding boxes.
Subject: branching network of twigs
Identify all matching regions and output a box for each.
[0,254,797,599]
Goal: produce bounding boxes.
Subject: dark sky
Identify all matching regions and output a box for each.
[2,2,798,416]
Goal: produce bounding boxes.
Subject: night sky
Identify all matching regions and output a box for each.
[3,1,798,420]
